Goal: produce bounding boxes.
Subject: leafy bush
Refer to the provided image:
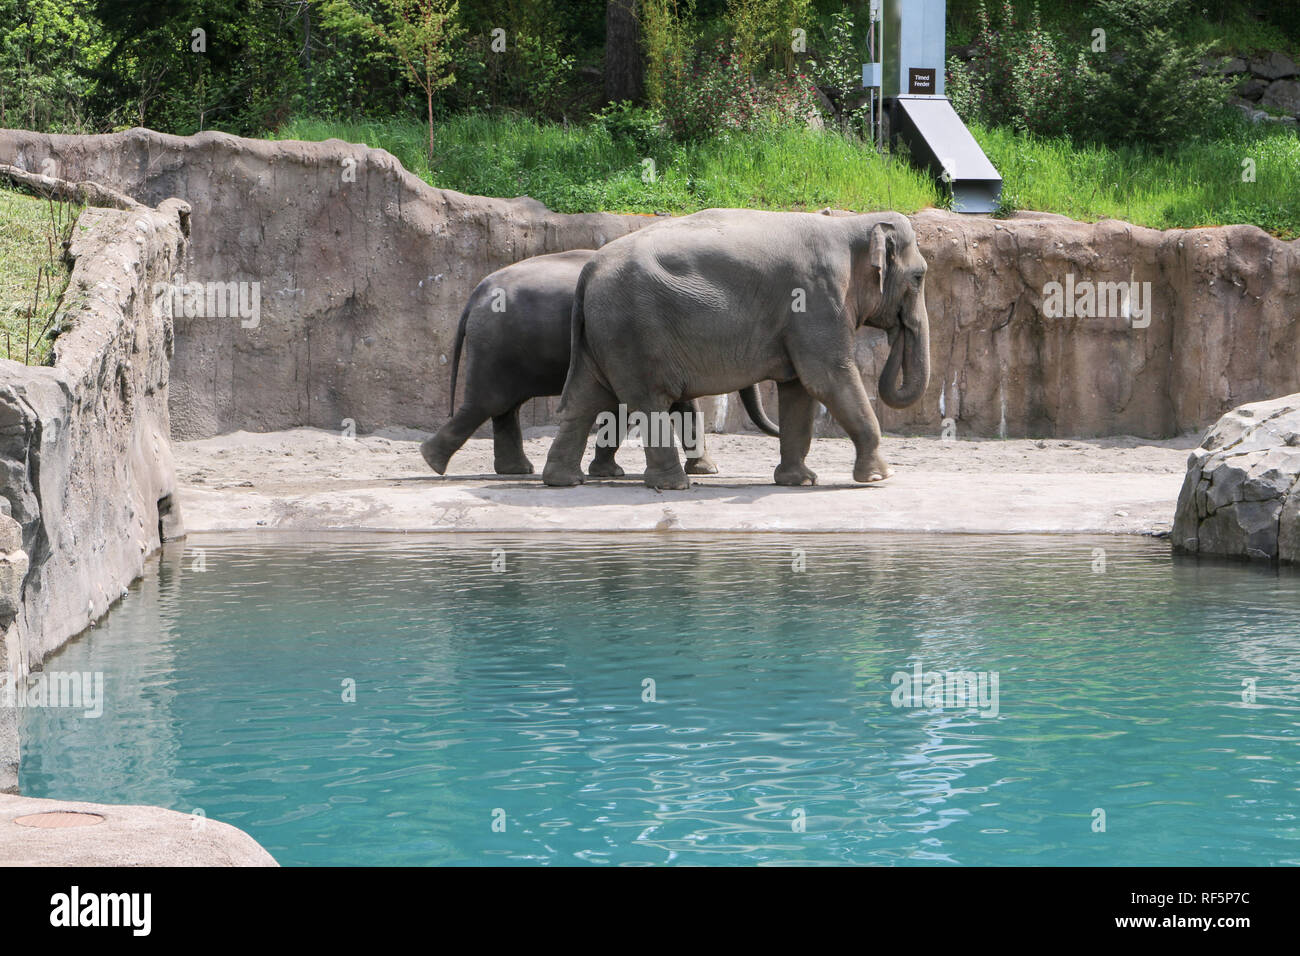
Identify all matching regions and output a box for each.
[591,100,670,154]
[806,10,870,136]
[659,40,817,141]
[726,0,812,72]
[661,41,764,140]
[946,1,1077,138]
[1076,0,1230,147]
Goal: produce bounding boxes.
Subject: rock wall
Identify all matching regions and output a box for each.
[0,190,188,792]
[1,127,1297,443]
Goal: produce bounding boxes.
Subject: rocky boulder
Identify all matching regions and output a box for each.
[1249,51,1299,81]
[1172,394,1300,562]
[1260,79,1300,116]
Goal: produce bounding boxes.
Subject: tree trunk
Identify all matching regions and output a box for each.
[427,86,434,161]
[604,0,644,104]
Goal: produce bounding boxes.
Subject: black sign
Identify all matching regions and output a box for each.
[908,68,936,94]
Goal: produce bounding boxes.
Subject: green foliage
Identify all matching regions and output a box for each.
[591,100,671,153]
[1076,0,1232,147]
[806,9,869,135]
[949,0,1235,148]
[0,0,107,131]
[641,0,696,107]
[659,40,816,141]
[441,2,578,118]
[947,1,1076,137]
[726,0,811,71]
[317,0,464,156]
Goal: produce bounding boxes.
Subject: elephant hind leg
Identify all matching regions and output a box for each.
[676,399,718,475]
[587,430,625,478]
[422,402,494,474]
[543,364,617,487]
[625,395,690,490]
[492,404,535,475]
[773,380,818,486]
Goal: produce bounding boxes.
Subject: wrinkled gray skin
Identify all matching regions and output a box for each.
[421,249,779,476]
[542,209,931,489]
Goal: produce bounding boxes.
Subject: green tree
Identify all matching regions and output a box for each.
[0,0,108,131]
[317,0,464,158]
[1078,0,1230,147]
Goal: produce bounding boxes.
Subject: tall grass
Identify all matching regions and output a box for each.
[275,114,940,215]
[0,188,77,366]
[975,116,1300,237]
[275,112,1300,236]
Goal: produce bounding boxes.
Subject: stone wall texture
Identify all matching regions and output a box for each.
[1,127,1297,447]
[1172,393,1300,563]
[0,191,188,791]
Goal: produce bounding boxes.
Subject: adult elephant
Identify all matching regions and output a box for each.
[542,209,930,489]
[421,249,779,476]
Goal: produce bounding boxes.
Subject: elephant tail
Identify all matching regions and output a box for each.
[739,384,780,437]
[558,259,598,410]
[448,296,474,414]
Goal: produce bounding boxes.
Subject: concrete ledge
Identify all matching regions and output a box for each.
[0,794,276,866]
[176,429,1193,537]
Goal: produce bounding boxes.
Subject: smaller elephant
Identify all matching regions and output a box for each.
[421,249,778,476]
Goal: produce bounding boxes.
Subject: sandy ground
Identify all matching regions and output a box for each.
[174,427,1197,537]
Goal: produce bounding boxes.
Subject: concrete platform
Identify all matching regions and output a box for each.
[175,429,1196,537]
[0,794,276,866]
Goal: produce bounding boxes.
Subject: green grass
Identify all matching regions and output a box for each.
[275,115,941,215]
[975,117,1300,237]
[0,187,77,366]
[276,111,1300,236]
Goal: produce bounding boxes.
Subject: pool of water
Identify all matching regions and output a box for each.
[19,533,1300,866]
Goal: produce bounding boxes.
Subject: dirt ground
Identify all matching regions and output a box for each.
[173,427,1197,537]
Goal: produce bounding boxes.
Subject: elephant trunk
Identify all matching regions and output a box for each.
[877,300,930,410]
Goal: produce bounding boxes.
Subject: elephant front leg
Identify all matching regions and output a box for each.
[491,404,535,475]
[806,369,892,483]
[676,399,718,475]
[542,362,617,487]
[773,380,818,486]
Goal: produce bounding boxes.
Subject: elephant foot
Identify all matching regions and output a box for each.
[494,457,535,475]
[684,456,719,475]
[586,457,626,478]
[644,466,691,490]
[774,462,817,486]
[853,454,893,483]
[420,437,451,475]
[542,463,585,487]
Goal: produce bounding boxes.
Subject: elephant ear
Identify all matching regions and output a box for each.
[868,222,890,293]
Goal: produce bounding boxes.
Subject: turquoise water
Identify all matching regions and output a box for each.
[19,533,1300,866]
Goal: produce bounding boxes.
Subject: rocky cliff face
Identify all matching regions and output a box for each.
[1,127,1296,443]
[0,193,189,791]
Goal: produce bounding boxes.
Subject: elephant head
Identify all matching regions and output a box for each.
[852,214,931,409]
